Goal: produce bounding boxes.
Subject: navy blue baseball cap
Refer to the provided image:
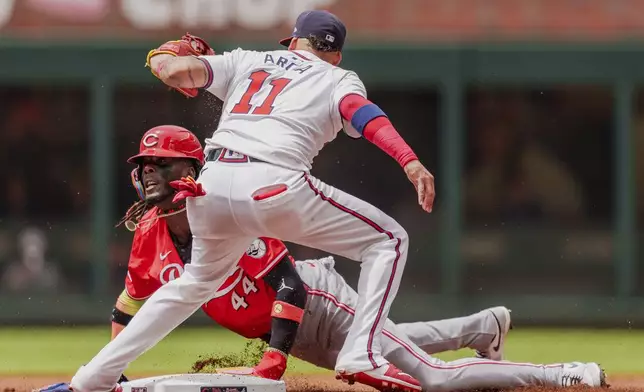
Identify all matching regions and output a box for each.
[279,10,346,51]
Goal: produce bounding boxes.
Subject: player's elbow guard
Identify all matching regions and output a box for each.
[277,276,307,307]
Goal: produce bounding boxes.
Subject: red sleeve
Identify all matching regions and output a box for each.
[124,231,158,300]
[239,238,289,279]
[339,94,418,168]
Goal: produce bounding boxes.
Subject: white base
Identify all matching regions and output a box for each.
[121,374,286,392]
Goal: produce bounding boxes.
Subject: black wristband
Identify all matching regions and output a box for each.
[269,318,299,354]
[111,307,134,326]
[263,256,307,356]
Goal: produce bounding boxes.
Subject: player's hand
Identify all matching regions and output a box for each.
[37,382,72,392]
[169,176,206,204]
[145,33,214,98]
[252,349,288,380]
[404,160,435,213]
[217,350,287,380]
[40,375,128,392]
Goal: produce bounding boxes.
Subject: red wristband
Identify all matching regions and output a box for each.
[271,301,304,323]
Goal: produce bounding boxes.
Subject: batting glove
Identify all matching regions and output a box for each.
[169,176,205,203]
[217,349,288,381]
[252,349,288,380]
[38,383,72,392]
[39,380,126,392]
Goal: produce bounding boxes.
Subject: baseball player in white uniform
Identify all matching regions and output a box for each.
[71,10,438,392]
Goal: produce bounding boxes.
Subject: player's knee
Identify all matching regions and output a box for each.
[390,222,409,252]
[374,220,408,249]
[371,222,409,261]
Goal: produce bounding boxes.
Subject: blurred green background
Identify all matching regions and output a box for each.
[2,326,643,376]
[2,1,644,333]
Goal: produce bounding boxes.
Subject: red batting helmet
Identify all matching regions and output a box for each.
[127,125,205,165]
[128,125,204,201]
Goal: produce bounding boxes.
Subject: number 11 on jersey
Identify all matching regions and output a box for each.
[231,70,292,115]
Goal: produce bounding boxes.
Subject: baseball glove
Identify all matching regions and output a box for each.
[145,33,215,98]
[170,176,206,203]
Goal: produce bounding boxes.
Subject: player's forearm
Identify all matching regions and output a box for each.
[150,55,210,90]
[111,303,133,384]
[111,290,144,339]
[111,300,133,340]
[339,94,418,168]
[111,321,126,340]
[267,318,300,356]
[264,257,307,355]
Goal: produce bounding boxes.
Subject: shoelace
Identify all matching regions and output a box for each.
[561,374,583,387]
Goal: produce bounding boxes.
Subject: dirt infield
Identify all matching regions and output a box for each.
[2,375,644,392]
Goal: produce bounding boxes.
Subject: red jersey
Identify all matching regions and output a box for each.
[125,207,288,338]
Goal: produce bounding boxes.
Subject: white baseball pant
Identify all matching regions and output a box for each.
[293,258,567,392]
[71,154,408,391]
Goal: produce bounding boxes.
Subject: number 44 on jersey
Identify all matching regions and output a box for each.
[231,275,259,310]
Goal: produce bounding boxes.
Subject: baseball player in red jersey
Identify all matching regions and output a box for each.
[112,126,306,381]
[40,127,605,392]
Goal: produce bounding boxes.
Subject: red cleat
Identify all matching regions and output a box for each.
[336,364,422,392]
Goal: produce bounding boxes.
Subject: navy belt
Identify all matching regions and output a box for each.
[206,148,263,163]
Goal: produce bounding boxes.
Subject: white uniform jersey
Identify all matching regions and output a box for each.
[200,49,367,171]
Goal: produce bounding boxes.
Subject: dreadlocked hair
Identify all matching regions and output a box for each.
[306,34,337,53]
[116,200,151,228]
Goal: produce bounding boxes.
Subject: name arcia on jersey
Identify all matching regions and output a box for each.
[263,53,312,74]
[200,48,367,171]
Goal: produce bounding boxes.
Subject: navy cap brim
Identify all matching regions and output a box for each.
[279,36,293,47]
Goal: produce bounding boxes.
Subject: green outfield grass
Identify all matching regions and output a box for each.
[1,327,643,376]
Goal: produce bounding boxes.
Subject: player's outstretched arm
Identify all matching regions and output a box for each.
[339,94,436,212]
[254,256,307,380]
[110,291,144,384]
[145,33,215,98]
[150,55,209,91]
